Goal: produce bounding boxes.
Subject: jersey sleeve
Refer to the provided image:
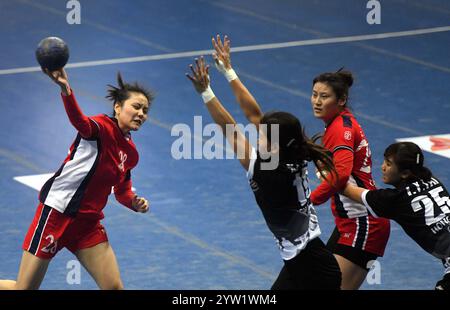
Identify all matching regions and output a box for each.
[61,91,99,139]
[114,170,137,211]
[362,188,398,218]
[310,116,356,205]
[310,147,354,205]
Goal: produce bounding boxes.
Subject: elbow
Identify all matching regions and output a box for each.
[310,191,326,206]
[334,173,351,191]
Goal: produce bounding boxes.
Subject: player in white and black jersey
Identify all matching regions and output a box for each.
[344,142,450,290]
[187,56,341,289]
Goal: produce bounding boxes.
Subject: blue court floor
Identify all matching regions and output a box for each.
[0,0,449,289]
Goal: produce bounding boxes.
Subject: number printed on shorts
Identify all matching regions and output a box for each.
[41,234,58,254]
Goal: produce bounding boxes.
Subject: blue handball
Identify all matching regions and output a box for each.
[35,37,70,71]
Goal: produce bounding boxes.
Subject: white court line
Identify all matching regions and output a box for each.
[1,26,450,75]
[0,146,276,281]
[210,1,450,74]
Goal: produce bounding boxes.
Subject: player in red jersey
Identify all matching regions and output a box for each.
[0,68,153,290]
[310,70,390,289]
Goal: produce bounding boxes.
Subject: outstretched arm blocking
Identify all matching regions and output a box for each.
[186,57,252,170]
[212,35,263,125]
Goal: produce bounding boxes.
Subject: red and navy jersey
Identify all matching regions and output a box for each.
[39,91,138,219]
[311,109,378,218]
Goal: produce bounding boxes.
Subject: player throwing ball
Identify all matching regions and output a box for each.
[0,68,153,290]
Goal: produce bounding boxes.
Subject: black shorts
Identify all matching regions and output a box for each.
[327,227,379,270]
[271,238,342,290]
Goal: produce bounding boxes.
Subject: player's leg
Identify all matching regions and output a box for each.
[328,218,384,290]
[75,241,123,290]
[1,203,66,290]
[333,254,367,290]
[271,238,341,290]
[0,280,16,289]
[271,264,296,290]
[285,238,341,290]
[0,251,51,290]
[435,258,450,290]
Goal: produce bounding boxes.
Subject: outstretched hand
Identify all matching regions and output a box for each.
[42,68,71,96]
[186,56,210,94]
[212,35,231,73]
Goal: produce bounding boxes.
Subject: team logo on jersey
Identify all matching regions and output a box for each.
[344,131,352,141]
[118,151,128,172]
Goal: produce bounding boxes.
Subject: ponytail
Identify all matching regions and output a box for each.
[313,68,354,107]
[106,72,155,116]
[303,133,338,184]
[260,111,338,184]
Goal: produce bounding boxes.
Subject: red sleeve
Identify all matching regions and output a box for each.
[310,118,355,205]
[310,150,354,205]
[114,170,137,211]
[61,91,99,139]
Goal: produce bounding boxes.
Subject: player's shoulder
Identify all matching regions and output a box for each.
[90,114,117,129]
[367,186,403,204]
[325,110,358,144]
[327,110,355,131]
[90,114,112,124]
[339,109,359,128]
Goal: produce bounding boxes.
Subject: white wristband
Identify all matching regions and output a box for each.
[201,86,215,103]
[224,68,238,82]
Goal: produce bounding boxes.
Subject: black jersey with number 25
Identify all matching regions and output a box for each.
[362,177,450,259]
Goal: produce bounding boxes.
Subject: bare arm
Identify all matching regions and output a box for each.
[342,183,366,204]
[212,35,263,126]
[186,57,251,170]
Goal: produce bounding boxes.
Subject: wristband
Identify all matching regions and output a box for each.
[201,86,216,103]
[224,68,238,82]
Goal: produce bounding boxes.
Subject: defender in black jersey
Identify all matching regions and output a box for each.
[344,142,450,290]
[187,56,341,289]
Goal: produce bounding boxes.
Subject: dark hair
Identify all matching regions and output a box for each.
[312,68,354,106]
[384,142,432,181]
[260,111,337,181]
[106,72,155,116]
